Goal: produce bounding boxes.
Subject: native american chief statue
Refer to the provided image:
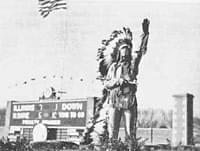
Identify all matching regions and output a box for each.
[82,19,149,150]
[96,19,150,148]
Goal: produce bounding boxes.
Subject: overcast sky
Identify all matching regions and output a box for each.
[0,0,200,117]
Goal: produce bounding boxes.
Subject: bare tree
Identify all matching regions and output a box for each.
[137,109,172,128]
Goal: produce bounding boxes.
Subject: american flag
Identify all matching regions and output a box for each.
[38,0,67,18]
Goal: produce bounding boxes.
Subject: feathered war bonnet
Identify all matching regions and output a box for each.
[97,27,133,79]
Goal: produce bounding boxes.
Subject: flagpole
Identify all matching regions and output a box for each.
[60,0,68,98]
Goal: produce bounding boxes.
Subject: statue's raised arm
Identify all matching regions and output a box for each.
[129,19,150,82]
[140,18,150,55]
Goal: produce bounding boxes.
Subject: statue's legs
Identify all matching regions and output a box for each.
[123,101,137,139]
[123,101,137,151]
[108,107,122,140]
[107,95,137,151]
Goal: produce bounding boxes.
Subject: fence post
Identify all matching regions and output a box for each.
[150,128,153,144]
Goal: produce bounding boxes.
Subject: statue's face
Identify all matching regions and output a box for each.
[119,44,131,62]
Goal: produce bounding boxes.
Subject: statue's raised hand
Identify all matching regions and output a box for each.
[142,18,150,35]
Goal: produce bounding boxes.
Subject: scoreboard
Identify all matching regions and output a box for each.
[10,100,87,127]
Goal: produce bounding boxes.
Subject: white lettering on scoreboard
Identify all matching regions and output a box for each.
[12,111,85,120]
[13,112,30,119]
[42,120,61,125]
[58,112,69,118]
[62,103,83,111]
[22,120,61,125]
[13,104,35,112]
[22,120,39,125]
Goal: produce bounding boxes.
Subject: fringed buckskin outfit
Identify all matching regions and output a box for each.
[105,52,142,142]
